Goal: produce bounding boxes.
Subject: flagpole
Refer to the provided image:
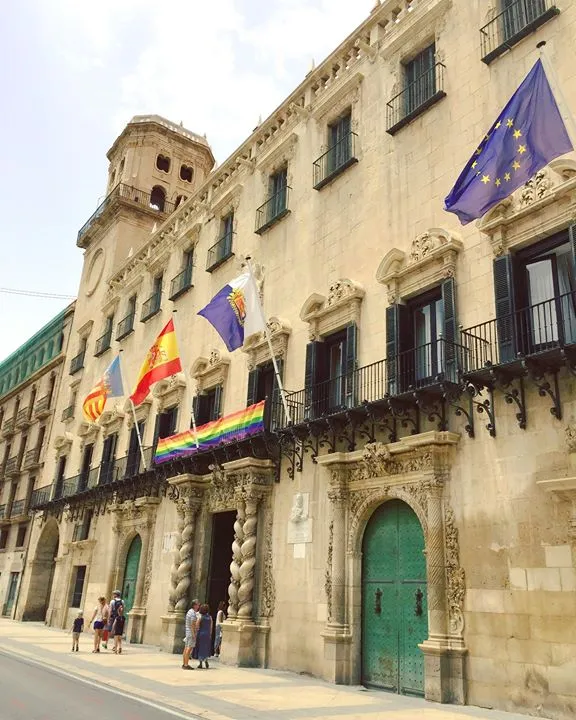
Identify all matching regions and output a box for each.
[172,310,200,447]
[244,257,292,425]
[129,399,148,472]
[537,41,576,148]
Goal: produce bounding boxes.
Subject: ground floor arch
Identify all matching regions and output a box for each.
[361,498,428,695]
[22,519,60,621]
[121,534,142,615]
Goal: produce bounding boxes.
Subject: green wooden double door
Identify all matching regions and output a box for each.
[122,535,142,615]
[362,500,428,696]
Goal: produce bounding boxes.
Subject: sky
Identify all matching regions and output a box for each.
[0,0,372,362]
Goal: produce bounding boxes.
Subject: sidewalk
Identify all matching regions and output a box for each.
[0,619,529,720]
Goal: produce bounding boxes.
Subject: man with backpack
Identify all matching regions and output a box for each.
[107,590,124,651]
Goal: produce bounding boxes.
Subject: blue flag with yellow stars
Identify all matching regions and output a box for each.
[444,59,573,225]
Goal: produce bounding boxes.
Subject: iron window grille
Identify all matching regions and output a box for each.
[387,62,446,135]
[94,329,112,356]
[206,231,235,272]
[69,350,86,375]
[141,290,162,322]
[255,186,291,234]
[169,265,193,301]
[313,131,358,190]
[116,312,135,340]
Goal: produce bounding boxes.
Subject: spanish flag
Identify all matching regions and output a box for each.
[130,319,182,406]
[82,355,124,423]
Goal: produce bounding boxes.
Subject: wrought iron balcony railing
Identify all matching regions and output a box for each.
[30,485,53,509]
[4,456,21,477]
[34,395,52,419]
[116,312,135,341]
[461,291,576,375]
[169,266,193,301]
[15,407,31,429]
[480,0,559,65]
[10,499,25,518]
[77,183,176,245]
[255,187,291,235]
[141,291,162,322]
[23,446,41,470]
[1,417,15,438]
[62,404,75,422]
[313,132,358,190]
[273,339,465,430]
[94,329,112,357]
[206,232,234,272]
[69,350,85,375]
[386,62,446,136]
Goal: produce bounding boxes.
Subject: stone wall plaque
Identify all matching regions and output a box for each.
[287,492,313,544]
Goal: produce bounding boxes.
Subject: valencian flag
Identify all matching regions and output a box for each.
[445,59,573,225]
[198,271,266,351]
[130,319,182,406]
[82,355,124,423]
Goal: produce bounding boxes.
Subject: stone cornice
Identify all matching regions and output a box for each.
[242,316,291,370]
[301,279,364,340]
[191,349,230,392]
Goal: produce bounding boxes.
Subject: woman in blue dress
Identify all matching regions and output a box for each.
[195,604,213,669]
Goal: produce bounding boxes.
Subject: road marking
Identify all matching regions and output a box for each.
[0,647,205,720]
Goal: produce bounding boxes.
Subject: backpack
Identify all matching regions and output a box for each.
[110,597,124,619]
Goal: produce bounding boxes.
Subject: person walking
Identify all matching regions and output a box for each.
[112,604,126,654]
[195,604,213,669]
[89,596,107,653]
[182,599,200,670]
[214,601,226,657]
[106,589,124,648]
[101,598,111,649]
[70,612,84,652]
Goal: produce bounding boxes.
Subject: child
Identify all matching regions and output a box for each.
[71,611,84,652]
[112,604,125,654]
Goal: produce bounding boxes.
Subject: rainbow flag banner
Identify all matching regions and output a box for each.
[154,400,266,465]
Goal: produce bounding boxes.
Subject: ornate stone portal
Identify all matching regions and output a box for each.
[317,431,467,703]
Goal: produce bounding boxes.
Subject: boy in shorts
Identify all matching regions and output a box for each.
[71,612,84,652]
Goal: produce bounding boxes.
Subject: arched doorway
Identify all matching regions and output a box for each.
[22,519,59,621]
[361,499,427,696]
[122,534,142,615]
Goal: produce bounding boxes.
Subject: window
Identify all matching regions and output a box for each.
[247,360,282,406]
[329,113,352,171]
[142,275,162,321]
[154,407,178,450]
[174,194,186,208]
[405,44,436,116]
[71,565,87,608]
[54,455,67,499]
[73,511,93,542]
[170,250,194,300]
[502,0,547,41]
[99,433,118,485]
[79,443,94,492]
[193,387,222,426]
[156,154,171,173]
[95,315,114,355]
[119,158,125,176]
[255,167,289,234]
[150,185,166,212]
[386,278,457,394]
[117,296,136,340]
[126,421,145,477]
[15,524,27,548]
[110,169,116,188]
[304,324,357,419]
[180,164,193,182]
[207,214,234,271]
[0,528,8,550]
[47,374,56,407]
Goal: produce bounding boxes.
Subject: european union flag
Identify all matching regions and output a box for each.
[444,59,573,225]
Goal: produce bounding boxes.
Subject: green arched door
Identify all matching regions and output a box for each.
[122,535,142,615]
[362,499,428,696]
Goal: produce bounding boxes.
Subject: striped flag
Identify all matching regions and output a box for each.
[82,355,124,423]
[130,319,182,406]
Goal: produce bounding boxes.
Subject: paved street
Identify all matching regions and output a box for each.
[0,619,533,720]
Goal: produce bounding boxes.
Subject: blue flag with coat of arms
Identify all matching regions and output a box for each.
[444,59,573,225]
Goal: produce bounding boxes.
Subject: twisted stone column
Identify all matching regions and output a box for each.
[167,508,185,613]
[426,488,448,641]
[106,512,122,600]
[327,472,349,628]
[237,489,260,619]
[174,504,200,613]
[227,498,245,619]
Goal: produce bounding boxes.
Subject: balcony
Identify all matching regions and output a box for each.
[61,405,75,422]
[313,132,358,190]
[140,291,162,322]
[0,504,5,521]
[169,266,193,301]
[30,485,53,510]
[15,407,31,430]
[69,350,85,375]
[94,330,112,357]
[77,183,176,247]
[461,292,576,382]
[10,499,26,518]
[255,187,291,235]
[116,313,135,341]
[4,456,21,478]
[386,63,446,136]
[1,417,15,438]
[34,395,52,419]
[206,232,234,272]
[481,0,559,65]
[22,446,41,470]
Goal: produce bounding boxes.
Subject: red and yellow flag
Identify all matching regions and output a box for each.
[130,319,182,406]
[83,379,106,422]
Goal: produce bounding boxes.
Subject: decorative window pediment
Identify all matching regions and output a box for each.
[99,407,125,435]
[256,133,298,175]
[300,278,364,340]
[242,317,291,370]
[124,396,152,427]
[153,372,187,411]
[53,432,74,452]
[376,227,463,303]
[191,349,230,392]
[209,184,243,217]
[477,160,576,256]
[78,421,101,441]
[77,320,94,338]
[311,71,363,125]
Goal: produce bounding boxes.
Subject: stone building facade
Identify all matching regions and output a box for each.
[15,2,576,718]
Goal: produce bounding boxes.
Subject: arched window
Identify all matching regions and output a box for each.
[150,186,166,212]
[119,157,125,177]
[180,164,193,183]
[110,169,116,188]
[156,154,171,173]
[174,194,186,209]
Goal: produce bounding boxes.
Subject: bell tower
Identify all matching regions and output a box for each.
[76,115,215,271]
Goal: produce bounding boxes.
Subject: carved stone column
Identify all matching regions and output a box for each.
[237,486,260,619]
[227,495,245,620]
[160,474,208,653]
[106,511,122,600]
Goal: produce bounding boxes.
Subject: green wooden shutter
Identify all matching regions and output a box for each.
[441,278,458,382]
[246,368,260,407]
[344,323,358,407]
[304,341,323,419]
[212,385,223,421]
[493,255,516,363]
[570,224,576,271]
